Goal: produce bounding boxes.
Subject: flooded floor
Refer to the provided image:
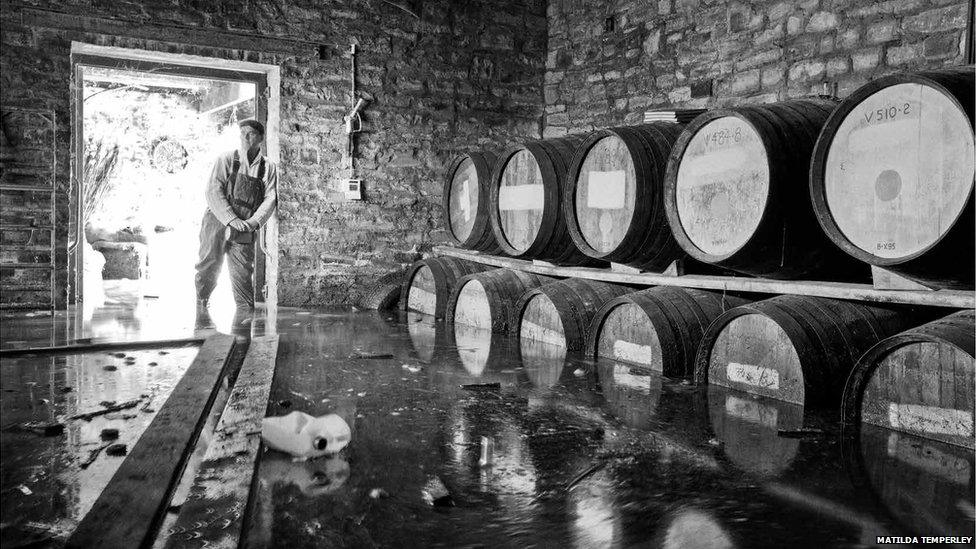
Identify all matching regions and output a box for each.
[249,310,975,548]
[0,344,200,546]
[2,306,973,548]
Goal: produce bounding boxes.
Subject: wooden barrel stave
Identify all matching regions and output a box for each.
[666,100,866,279]
[810,68,975,289]
[444,152,502,253]
[400,257,490,319]
[695,295,930,407]
[842,310,975,449]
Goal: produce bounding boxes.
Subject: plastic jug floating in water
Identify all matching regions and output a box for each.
[261,411,351,460]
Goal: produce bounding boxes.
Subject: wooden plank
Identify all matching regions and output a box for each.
[164,335,279,549]
[65,333,237,549]
[0,336,205,358]
[433,246,974,309]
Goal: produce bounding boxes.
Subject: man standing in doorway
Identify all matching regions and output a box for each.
[195,119,277,309]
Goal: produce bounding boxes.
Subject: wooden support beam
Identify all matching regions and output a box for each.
[65,333,237,549]
[433,246,974,309]
[163,335,279,549]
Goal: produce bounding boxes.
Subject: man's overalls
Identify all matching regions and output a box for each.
[195,151,265,307]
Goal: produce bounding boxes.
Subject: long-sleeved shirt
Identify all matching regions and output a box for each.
[205,148,278,229]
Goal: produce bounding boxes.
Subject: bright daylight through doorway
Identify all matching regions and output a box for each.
[80,65,256,335]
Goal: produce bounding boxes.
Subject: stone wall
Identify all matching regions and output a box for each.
[545,0,971,134]
[1,0,546,306]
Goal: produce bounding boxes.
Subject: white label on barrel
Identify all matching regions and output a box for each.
[612,364,651,393]
[612,340,653,365]
[520,320,566,347]
[887,402,974,437]
[407,288,437,315]
[726,362,780,390]
[675,117,770,256]
[725,394,778,428]
[459,179,471,222]
[886,431,971,485]
[824,83,975,259]
[498,184,544,211]
[586,170,626,209]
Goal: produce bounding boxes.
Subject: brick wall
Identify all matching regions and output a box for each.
[545,0,971,135]
[1,0,546,306]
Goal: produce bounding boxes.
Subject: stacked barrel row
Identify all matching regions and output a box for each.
[444,67,974,289]
[401,256,974,450]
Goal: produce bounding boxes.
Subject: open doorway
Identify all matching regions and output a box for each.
[72,48,278,337]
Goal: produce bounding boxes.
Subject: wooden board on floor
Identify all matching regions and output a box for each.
[65,333,237,549]
[164,335,279,549]
[433,246,973,309]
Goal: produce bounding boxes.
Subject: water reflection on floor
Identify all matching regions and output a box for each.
[0,345,199,546]
[252,309,975,548]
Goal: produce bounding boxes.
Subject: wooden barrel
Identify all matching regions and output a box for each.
[563,124,686,270]
[400,257,490,319]
[664,99,866,279]
[586,287,751,378]
[514,278,632,352]
[810,68,975,289]
[842,309,974,449]
[443,152,502,253]
[694,295,930,407]
[488,135,596,264]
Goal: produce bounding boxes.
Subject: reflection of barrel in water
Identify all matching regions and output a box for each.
[596,363,711,442]
[847,423,975,537]
[451,322,521,382]
[660,507,737,549]
[406,311,446,364]
[401,257,490,318]
[520,336,567,390]
[707,385,803,477]
[597,362,662,430]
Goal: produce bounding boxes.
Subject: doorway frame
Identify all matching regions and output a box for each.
[70,42,281,309]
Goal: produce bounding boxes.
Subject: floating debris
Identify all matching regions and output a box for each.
[262,411,351,460]
[100,428,119,441]
[106,443,127,456]
[401,364,422,373]
[17,485,33,495]
[777,428,826,439]
[148,362,158,367]
[460,382,500,391]
[369,488,389,499]
[478,436,494,468]
[73,399,141,421]
[102,365,118,371]
[421,476,454,507]
[80,443,111,468]
[278,400,293,408]
[113,353,126,359]
[3,422,64,437]
[158,350,169,355]
[573,368,585,377]
[350,352,395,360]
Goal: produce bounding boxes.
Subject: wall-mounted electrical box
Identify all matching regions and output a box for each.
[344,178,363,200]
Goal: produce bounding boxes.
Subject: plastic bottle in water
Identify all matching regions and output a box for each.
[261,411,351,460]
